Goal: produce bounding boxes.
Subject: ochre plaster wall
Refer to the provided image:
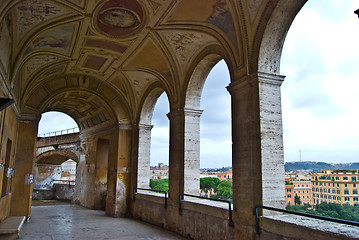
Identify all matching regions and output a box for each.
[0,93,18,222]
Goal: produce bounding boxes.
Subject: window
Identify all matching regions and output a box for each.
[320,188,322,192]
[324,183,326,186]
[337,190,340,194]
[345,183,348,187]
[328,196,331,199]
[302,184,304,187]
[354,183,357,187]
[332,177,334,181]
[320,182,322,186]
[324,189,327,193]
[354,197,359,201]
[345,197,350,201]
[324,195,327,199]
[336,176,339,180]
[353,190,358,195]
[328,189,330,193]
[288,194,291,198]
[294,190,296,193]
[338,197,341,200]
[343,176,348,180]
[287,189,291,192]
[337,183,339,187]
[333,196,336,200]
[352,177,357,181]
[344,190,349,195]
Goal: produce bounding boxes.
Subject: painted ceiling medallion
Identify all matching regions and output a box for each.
[99,8,141,29]
[95,0,144,38]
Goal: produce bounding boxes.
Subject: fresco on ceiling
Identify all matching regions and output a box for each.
[23,55,60,79]
[125,71,157,97]
[0,14,12,75]
[168,0,238,51]
[16,0,70,42]
[38,64,65,81]
[206,0,238,51]
[84,39,127,54]
[24,24,75,56]
[163,31,216,71]
[95,0,144,37]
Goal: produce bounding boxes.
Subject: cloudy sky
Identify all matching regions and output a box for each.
[39,1,359,167]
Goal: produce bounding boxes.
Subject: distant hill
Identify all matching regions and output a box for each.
[285,161,359,172]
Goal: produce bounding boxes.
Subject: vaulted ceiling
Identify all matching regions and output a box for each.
[0,0,286,131]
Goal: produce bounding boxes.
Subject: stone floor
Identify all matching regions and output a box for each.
[19,201,185,240]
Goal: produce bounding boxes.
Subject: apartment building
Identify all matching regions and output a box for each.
[285,179,313,206]
[311,170,359,206]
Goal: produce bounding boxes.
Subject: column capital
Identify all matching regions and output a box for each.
[118,123,134,130]
[183,108,203,117]
[227,72,285,95]
[167,108,203,119]
[138,124,154,131]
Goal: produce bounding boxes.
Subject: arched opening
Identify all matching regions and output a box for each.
[138,89,170,194]
[200,60,232,200]
[183,54,232,199]
[281,1,359,210]
[33,111,79,201]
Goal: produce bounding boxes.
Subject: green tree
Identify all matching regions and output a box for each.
[150,179,168,192]
[215,181,232,202]
[294,194,301,205]
[200,177,221,192]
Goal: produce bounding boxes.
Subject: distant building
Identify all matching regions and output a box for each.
[217,169,232,181]
[285,179,313,206]
[150,163,169,180]
[311,169,359,206]
[200,173,218,178]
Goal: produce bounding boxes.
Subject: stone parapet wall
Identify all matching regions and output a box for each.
[132,193,359,240]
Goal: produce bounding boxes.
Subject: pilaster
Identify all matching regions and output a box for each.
[10,120,39,219]
[137,124,153,188]
[183,108,203,195]
[106,124,132,217]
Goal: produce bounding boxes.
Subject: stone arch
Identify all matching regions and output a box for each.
[36,149,79,165]
[21,74,131,131]
[256,0,307,74]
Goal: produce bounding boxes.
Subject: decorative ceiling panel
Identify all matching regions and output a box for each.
[16,0,70,42]
[24,24,76,56]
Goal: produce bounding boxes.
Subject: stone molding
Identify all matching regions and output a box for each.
[227,72,285,95]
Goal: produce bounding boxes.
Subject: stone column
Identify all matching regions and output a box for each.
[227,72,285,228]
[10,120,38,219]
[167,109,185,204]
[184,108,202,195]
[106,124,132,217]
[137,124,153,188]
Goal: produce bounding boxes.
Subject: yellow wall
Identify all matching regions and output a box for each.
[0,91,19,222]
